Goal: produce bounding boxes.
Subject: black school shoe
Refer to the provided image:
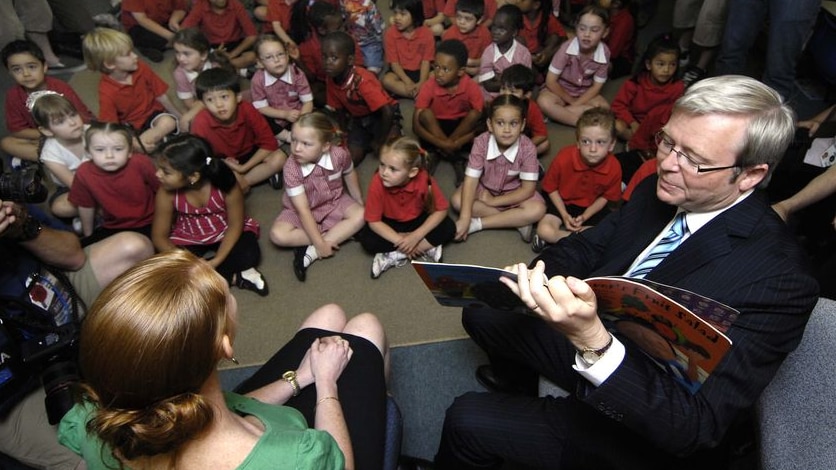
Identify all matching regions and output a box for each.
[235,270,269,296]
[293,247,307,282]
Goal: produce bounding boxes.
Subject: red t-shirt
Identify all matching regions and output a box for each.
[365,168,449,222]
[444,0,497,23]
[627,103,674,152]
[191,101,279,160]
[4,77,93,133]
[423,0,447,20]
[441,24,492,60]
[69,153,159,228]
[542,145,622,207]
[181,0,257,46]
[383,25,435,71]
[121,0,188,31]
[414,74,484,120]
[519,12,566,53]
[326,66,396,117]
[98,61,168,130]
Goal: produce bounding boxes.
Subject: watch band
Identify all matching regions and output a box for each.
[577,333,614,366]
[282,370,300,397]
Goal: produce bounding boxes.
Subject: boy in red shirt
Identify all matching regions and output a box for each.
[82,28,181,154]
[441,0,492,76]
[191,68,287,192]
[444,0,498,28]
[121,0,188,62]
[499,64,550,157]
[322,31,399,165]
[181,0,258,70]
[533,107,622,252]
[413,39,484,185]
[1,40,93,163]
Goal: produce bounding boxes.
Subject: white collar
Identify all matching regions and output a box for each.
[184,61,213,82]
[493,39,519,63]
[486,135,519,163]
[299,151,334,177]
[264,67,293,87]
[684,189,754,233]
[565,37,608,64]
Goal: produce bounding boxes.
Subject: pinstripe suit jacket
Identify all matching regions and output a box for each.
[535,175,819,468]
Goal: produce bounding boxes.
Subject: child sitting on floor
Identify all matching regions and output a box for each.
[82,28,182,153]
[191,68,287,192]
[358,137,456,279]
[452,94,546,243]
[382,0,436,99]
[533,107,621,252]
[269,112,365,282]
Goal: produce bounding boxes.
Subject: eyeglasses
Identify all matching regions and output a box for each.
[654,130,740,173]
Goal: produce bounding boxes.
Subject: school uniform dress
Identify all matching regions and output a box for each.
[173,61,215,101]
[276,146,359,232]
[465,132,544,208]
[478,39,532,99]
[548,37,610,98]
[251,65,313,129]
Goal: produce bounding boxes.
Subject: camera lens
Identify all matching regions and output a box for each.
[42,361,79,425]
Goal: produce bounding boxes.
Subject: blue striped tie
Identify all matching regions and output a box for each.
[629,212,688,279]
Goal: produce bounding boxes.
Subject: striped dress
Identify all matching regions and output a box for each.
[170,186,259,246]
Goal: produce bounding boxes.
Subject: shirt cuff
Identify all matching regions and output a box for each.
[252,99,269,109]
[477,71,495,83]
[572,336,625,387]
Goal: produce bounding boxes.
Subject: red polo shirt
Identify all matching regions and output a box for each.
[383,25,435,71]
[441,24,492,61]
[365,168,449,222]
[444,0,497,22]
[542,145,622,207]
[520,13,566,53]
[191,101,278,161]
[415,73,483,120]
[326,66,395,117]
[98,61,168,129]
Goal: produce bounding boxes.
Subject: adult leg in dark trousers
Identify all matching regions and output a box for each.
[435,307,583,469]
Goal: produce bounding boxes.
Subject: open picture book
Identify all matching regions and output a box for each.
[412,261,740,393]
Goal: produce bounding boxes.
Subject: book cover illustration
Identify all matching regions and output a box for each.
[586,277,737,393]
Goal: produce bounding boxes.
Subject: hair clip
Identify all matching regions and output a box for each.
[26,90,63,112]
[205,157,212,166]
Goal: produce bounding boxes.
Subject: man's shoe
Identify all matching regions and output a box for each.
[292,247,307,282]
[398,455,435,470]
[475,364,531,394]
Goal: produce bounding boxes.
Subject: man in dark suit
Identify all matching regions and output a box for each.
[435,76,820,469]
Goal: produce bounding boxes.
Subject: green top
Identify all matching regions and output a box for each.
[58,392,345,470]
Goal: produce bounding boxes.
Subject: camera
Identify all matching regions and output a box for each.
[0,162,48,203]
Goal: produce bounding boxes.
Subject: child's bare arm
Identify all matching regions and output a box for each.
[209,184,245,268]
[151,189,178,252]
[343,169,364,205]
[290,192,331,254]
[238,148,271,173]
[572,81,605,107]
[544,72,574,103]
[157,94,184,118]
[455,175,478,240]
[78,206,96,237]
[580,196,609,224]
[42,161,75,188]
[449,109,483,142]
[131,12,176,41]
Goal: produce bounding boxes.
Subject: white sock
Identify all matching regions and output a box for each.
[468,217,483,234]
[240,268,265,289]
[303,245,319,268]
